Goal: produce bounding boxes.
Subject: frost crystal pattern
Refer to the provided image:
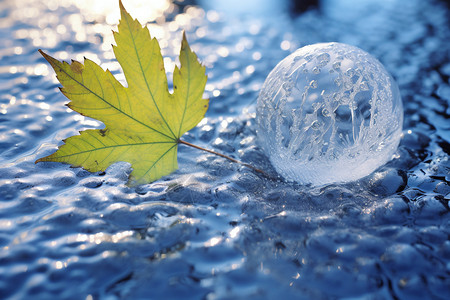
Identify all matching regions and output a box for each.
[256,43,403,186]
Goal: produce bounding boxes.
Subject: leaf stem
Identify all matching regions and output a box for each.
[178,139,268,177]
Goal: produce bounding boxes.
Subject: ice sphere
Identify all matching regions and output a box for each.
[256,42,403,186]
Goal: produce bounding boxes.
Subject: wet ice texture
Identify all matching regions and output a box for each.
[1,0,449,299]
[257,43,403,186]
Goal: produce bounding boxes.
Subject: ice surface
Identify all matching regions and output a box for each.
[2,1,449,299]
[257,43,403,186]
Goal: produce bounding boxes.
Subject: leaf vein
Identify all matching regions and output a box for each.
[54,141,175,160]
[123,14,177,139]
[54,65,174,140]
[138,143,177,181]
[177,44,191,137]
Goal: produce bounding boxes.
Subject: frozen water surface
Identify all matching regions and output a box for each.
[0,0,450,299]
[257,43,403,186]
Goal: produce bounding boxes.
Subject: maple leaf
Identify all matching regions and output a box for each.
[36,0,208,185]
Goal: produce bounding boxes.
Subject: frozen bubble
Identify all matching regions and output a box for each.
[256,42,403,186]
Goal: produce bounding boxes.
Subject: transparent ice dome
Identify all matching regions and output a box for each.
[256,42,403,186]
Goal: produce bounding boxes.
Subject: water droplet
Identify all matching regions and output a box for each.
[312,102,322,110]
[340,97,350,105]
[333,93,340,101]
[360,81,369,91]
[316,53,330,67]
[310,80,318,89]
[282,81,293,93]
[333,61,341,70]
[311,121,320,130]
[304,55,313,62]
[344,80,353,90]
[346,68,355,77]
[317,53,330,62]
[322,108,330,117]
[312,67,321,74]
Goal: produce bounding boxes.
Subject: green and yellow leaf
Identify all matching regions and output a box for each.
[36,0,208,185]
